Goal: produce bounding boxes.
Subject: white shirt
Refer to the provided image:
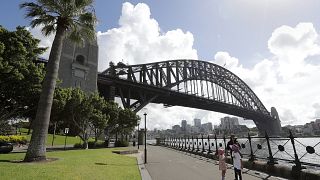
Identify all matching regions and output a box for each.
[233,152,242,169]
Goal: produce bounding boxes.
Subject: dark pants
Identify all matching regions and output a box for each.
[234,168,242,180]
[229,151,233,164]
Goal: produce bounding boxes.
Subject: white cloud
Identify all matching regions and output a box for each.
[268,23,320,58]
[214,51,240,69]
[313,103,320,119]
[268,23,320,79]
[213,23,320,126]
[97,2,197,71]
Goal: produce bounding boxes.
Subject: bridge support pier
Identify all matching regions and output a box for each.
[256,118,281,137]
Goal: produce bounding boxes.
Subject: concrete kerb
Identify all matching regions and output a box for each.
[136,151,152,180]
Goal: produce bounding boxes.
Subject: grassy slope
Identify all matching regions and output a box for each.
[18,128,99,146]
[0,148,140,180]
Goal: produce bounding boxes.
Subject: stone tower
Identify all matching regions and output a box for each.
[58,38,98,92]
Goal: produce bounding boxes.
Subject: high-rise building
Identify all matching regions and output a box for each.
[58,38,98,92]
[186,124,191,133]
[172,125,181,133]
[181,120,187,131]
[202,122,213,133]
[220,117,239,130]
[194,118,201,128]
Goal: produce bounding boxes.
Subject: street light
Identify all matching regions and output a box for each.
[144,112,147,164]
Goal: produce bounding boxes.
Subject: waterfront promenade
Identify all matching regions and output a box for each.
[143,145,286,180]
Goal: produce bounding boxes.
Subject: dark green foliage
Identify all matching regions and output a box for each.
[73,143,83,149]
[0,142,13,153]
[51,88,110,149]
[74,141,107,149]
[115,140,129,147]
[0,121,13,135]
[0,26,45,123]
[88,141,107,149]
[108,108,140,141]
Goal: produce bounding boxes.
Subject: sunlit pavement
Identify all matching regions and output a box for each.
[142,145,287,180]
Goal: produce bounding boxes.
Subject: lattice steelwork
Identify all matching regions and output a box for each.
[98,59,281,135]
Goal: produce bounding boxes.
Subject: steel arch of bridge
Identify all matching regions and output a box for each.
[97,59,281,136]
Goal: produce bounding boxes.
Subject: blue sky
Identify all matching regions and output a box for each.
[3,0,320,67]
[2,0,320,129]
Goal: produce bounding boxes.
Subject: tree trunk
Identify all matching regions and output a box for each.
[94,129,98,143]
[24,25,66,162]
[115,133,118,142]
[83,132,88,149]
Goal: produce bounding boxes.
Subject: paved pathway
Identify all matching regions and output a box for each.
[144,145,287,180]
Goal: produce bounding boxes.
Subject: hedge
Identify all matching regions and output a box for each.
[115,140,129,147]
[0,135,27,144]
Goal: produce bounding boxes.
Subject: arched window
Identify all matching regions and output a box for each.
[75,55,85,65]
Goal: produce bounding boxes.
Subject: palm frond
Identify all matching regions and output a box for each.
[20,2,47,18]
[79,12,96,25]
[41,24,56,36]
[30,19,45,28]
[21,0,97,43]
[38,0,62,16]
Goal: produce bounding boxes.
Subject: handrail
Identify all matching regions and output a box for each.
[162,131,320,169]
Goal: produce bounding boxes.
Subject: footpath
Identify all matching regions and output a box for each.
[140,145,287,180]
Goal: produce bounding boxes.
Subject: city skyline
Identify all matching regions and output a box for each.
[1,1,320,130]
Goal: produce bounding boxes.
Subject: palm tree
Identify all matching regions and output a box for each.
[20,0,96,162]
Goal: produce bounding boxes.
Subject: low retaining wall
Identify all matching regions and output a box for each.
[112,150,138,155]
[164,145,320,180]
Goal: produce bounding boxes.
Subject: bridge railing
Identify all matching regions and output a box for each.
[160,131,320,169]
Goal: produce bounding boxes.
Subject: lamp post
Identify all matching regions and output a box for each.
[144,112,147,164]
[137,123,140,149]
[64,128,69,150]
[51,122,57,146]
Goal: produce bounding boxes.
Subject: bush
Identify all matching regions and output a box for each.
[115,140,129,147]
[88,141,107,149]
[88,141,95,148]
[0,142,13,153]
[0,135,27,144]
[73,143,83,149]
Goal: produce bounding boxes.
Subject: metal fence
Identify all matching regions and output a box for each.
[160,131,320,169]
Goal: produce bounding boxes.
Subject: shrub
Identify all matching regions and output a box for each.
[88,141,107,149]
[0,135,27,144]
[73,143,83,149]
[88,141,95,148]
[115,140,129,147]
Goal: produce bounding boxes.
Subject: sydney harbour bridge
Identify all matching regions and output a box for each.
[97,59,282,136]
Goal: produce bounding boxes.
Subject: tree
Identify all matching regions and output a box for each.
[108,108,140,143]
[64,88,91,149]
[20,0,97,161]
[59,89,109,149]
[0,26,45,132]
[49,87,72,143]
[87,93,109,144]
[117,109,140,140]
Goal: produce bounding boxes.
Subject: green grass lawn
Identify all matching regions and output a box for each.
[18,128,98,146]
[0,148,141,180]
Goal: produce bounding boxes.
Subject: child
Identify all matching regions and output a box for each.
[232,144,243,180]
[218,143,227,180]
